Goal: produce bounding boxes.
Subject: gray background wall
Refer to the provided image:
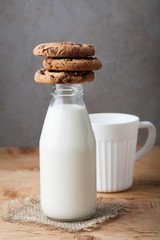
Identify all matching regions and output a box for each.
[0,0,160,146]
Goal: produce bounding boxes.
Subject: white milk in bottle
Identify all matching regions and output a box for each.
[40,84,96,221]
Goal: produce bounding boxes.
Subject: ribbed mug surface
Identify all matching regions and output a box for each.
[96,138,137,192]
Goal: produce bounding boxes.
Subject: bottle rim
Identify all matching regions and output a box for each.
[51,84,83,97]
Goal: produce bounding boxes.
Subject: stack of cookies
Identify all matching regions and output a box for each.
[33,42,102,84]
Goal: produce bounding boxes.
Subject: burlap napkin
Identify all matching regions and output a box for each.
[2,196,127,232]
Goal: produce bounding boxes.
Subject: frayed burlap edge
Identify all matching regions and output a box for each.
[1,196,128,232]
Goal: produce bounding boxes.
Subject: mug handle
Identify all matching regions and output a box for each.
[135,121,156,161]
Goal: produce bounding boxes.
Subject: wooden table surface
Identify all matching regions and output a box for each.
[0,146,160,240]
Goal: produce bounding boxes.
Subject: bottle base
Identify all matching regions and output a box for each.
[44,208,96,222]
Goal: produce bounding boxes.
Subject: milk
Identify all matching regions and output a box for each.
[40,104,96,220]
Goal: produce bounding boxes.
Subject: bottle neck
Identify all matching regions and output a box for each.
[50,84,85,107]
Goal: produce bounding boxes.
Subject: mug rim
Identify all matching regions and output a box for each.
[89,113,139,126]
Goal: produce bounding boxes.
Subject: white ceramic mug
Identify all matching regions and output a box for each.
[89,113,156,192]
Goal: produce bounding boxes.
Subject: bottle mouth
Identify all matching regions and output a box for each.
[51,84,83,97]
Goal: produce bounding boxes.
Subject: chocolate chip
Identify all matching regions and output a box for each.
[50,75,55,79]
[70,71,88,76]
[75,43,82,46]
[56,79,62,84]
[63,77,71,83]
[66,43,82,46]
[69,72,77,76]
[41,45,46,49]
[50,49,56,54]
[39,70,45,75]
[66,43,74,45]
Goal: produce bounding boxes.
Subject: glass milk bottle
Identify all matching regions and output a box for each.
[40,84,96,221]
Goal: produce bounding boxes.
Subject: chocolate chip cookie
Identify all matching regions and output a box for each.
[42,57,102,71]
[34,68,94,84]
[33,42,95,58]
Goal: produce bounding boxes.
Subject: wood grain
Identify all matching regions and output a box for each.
[0,146,160,239]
